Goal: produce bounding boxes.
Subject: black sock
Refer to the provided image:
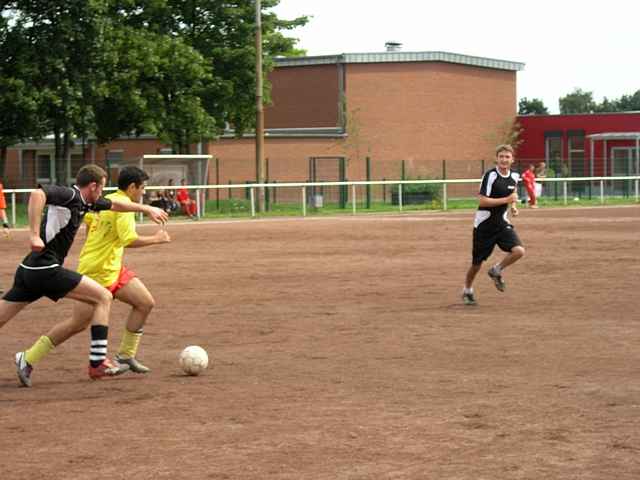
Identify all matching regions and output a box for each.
[90,325,109,368]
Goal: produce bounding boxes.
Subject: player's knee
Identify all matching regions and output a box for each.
[143,296,156,313]
[513,245,525,259]
[96,288,113,307]
[136,295,155,315]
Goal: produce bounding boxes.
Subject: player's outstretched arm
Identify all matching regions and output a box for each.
[109,200,169,225]
[27,189,46,252]
[127,229,171,248]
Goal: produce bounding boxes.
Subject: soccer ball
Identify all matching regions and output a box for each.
[179,345,209,376]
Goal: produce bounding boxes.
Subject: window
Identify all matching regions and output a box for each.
[611,147,637,176]
[36,154,52,183]
[70,154,85,181]
[106,150,123,186]
[545,132,563,176]
[568,131,585,177]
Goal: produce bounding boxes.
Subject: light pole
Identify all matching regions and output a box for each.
[255,0,265,212]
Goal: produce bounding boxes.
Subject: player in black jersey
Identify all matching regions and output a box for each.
[462,144,525,305]
[0,164,168,387]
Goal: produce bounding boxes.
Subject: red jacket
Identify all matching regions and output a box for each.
[176,188,190,203]
[522,169,536,188]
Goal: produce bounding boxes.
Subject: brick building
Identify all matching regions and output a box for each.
[5,50,524,192]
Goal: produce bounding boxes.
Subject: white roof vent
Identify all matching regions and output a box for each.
[385,41,402,52]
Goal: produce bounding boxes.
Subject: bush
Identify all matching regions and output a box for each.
[391,176,442,199]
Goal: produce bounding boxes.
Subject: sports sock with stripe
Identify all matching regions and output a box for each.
[90,325,109,367]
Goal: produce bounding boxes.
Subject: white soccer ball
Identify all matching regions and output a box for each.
[179,345,209,376]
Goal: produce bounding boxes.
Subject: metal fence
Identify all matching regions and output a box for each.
[4,175,640,225]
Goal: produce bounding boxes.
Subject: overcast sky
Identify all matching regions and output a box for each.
[270,0,639,114]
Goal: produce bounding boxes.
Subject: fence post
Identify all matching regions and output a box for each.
[250,187,256,217]
[600,180,604,204]
[382,178,386,203]
[11,192,16,226]
[273,180,277,205]
[563,181,568,205]
[302,186,306,217]
[196,188,201,217]
[442,160,447,211]
[228,180,232,200]
[215,158,220,210]
[265,158,270,212]
[443,182,448,211]
[636,179,639,201]
[399,183,403,211]
[352,184,357,215]
[366,156,371,209]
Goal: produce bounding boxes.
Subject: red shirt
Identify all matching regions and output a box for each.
[176,188,190,203]
[522,169,536,187]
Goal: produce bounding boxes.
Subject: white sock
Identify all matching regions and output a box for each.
[492,264,503,274]
[463,287,474,294]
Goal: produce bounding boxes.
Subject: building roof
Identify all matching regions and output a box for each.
[518,111,640,118]
[275,51,524,72]
[587,132,640,141]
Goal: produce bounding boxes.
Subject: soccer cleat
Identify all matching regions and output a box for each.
[115,354,150,374]
[462,291,477,306]
[488,266,506,292]
[88,358,130,380]
[15,351,33,388]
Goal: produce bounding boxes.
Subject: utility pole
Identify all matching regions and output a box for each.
[255,0,265,212]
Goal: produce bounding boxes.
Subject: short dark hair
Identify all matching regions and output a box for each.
[76,165,107,187]
[118,166,149,191]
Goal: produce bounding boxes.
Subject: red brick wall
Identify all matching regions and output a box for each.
[265,64,340,128]
[343,62,517,182]
[209,137,346,184]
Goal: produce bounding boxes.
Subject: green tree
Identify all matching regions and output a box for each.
[4,0,110,183]
[0,17,46,178]
[1,0,308,166]
[104,0,308,146]
[518,97,549,115]
[559,88,596,114]
[613,90,640,111]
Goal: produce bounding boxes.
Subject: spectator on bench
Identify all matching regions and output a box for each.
[149,180,179,214]
[176,179,197,220]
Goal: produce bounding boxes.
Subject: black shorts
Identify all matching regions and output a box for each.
[2,265,83,303]
[472,224,523,265]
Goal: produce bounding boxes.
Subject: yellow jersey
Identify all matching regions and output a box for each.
[77,190,139,287]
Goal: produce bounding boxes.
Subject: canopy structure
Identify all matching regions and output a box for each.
[587,132,640,176]
[137,154,212,187]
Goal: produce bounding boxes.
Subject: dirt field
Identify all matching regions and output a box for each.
[1,206,639,479]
